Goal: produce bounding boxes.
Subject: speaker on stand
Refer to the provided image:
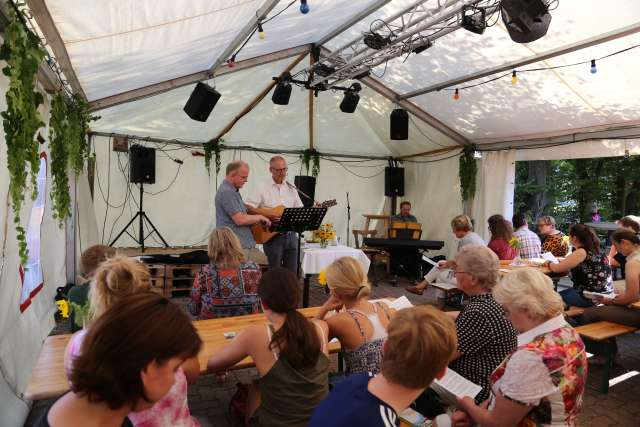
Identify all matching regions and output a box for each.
[110,145,169,252]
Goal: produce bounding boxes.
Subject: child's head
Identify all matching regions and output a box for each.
[381,305,457,389]
[89,256,151,322]
[70,292,202,411]
[81,245,117,278]
[325,257,370,302]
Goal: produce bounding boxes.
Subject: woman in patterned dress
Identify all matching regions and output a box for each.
[537,215,570,257]
[545,224,612,308]
[315,257,394,375]
[453,268,588,427]
[189,227,262,319]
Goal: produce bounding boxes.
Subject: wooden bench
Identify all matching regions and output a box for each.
[575,321,638,393]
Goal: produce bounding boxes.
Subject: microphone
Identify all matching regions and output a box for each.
[286,181,314,202]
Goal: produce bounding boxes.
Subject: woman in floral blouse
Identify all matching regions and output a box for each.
[189,227,262,319]
[545,224,612,308]
[453,268,588,427]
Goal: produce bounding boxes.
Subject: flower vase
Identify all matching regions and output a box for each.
[510,256,525,266]
[320,239,328,249]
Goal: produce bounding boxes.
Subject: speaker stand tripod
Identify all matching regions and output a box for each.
[109,183,169,252]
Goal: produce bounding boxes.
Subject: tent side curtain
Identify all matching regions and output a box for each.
[0,77,66,426]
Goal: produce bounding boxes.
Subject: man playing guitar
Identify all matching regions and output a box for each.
[246,156,303,272]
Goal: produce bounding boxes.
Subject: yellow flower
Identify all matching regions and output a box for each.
[56,300,69,318]
[318,269,327,285]
[508,236,523,249]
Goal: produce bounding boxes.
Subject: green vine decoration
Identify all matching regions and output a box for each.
[49,93,71,225]
[49,92,99,226]
[203,139,222,176]
[0,5,46,265]
[459,145,478,203]
[302,149,320,177]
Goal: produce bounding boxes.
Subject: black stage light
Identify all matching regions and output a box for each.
[339,83,361,113]
[411,39,433,54]
[461,6,486,35]
[501,0,552,43]
[314,63,335,77]
[390,108,408,140]
[183,82,221,122]
[363,32,392,50]
[272,72,293,105]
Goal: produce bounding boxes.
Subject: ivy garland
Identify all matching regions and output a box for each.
[459,144,478,203]
[203,139,222,176]
[49,92,99,226]
[0,5,45,265]
[302,148,320,177]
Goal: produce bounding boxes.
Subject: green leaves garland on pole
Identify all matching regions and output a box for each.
[49,92,99,226]
[302,148,320,177]
[203,139,222,176]
[0,5,46,265]
[459,145,478,203]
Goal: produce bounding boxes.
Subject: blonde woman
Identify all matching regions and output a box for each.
[189,227,262,319]
[453,268,588,426]
[63,256,204,427]
[316,257,395,375]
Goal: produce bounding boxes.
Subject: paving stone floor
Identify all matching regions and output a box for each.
[25,275,640,427]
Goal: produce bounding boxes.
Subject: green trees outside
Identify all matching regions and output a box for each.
[515,155,640,230]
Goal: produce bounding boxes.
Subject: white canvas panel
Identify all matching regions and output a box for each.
[515,139,640,161]
[404,153,464,259]
[91,136,387,249]
[472,150,516,242]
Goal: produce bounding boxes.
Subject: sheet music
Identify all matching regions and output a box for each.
[422,254,438,267]
[583,291,616,300]
[430,368,482,406]
[541,252,559,264]
[389,296,413,310]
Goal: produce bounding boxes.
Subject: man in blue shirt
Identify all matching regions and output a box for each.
[215,160,270,264]
[309,305,457,427]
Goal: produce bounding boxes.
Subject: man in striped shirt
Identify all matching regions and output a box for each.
[309,306,457,427]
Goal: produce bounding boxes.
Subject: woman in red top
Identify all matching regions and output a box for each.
[487,215,517,260]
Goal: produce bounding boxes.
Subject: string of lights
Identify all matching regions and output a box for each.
[447,43,640,99]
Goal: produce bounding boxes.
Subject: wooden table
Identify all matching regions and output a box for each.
[499,259,553,275]
[25,306,340,401]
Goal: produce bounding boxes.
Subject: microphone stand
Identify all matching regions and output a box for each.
[346,192,351,247]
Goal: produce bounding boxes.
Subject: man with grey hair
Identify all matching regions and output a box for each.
[215,160,270,264]
[246,155,304,272]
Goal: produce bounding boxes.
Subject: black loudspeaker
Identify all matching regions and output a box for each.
[183,82,221,122]
[294,176,316,208]
[339,92,360,113]
[130,145,156,184]
[272,82,292,105]
[385,167,404,197]
[390,108,409,140]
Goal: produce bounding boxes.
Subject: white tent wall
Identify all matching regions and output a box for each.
[404,154,463,259]
[472,150,517,242]
[91,135,387,249]
[74,169,100,276]
[515,139,640,161]
[0,75,67,425]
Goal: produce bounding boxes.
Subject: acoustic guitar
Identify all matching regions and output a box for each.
[251,199,337,244]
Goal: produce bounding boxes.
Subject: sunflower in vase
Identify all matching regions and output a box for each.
[315,224,336,248]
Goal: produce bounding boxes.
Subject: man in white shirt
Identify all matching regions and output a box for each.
[245,156,304,272]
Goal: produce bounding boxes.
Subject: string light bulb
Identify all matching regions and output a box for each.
[258,23,265,40]
[453,88,460,100]
[226,55,236,68]
[511,70,518,84]
[590,59,597,74]
[300,0,310,14]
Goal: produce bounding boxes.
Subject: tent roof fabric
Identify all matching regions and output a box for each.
[39,0,640,150]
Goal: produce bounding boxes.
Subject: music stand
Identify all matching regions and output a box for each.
[273,206,327,307]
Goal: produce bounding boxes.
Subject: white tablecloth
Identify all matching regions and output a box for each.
[301,244,370,275]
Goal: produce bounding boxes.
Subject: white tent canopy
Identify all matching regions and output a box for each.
[2,0,640,425]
